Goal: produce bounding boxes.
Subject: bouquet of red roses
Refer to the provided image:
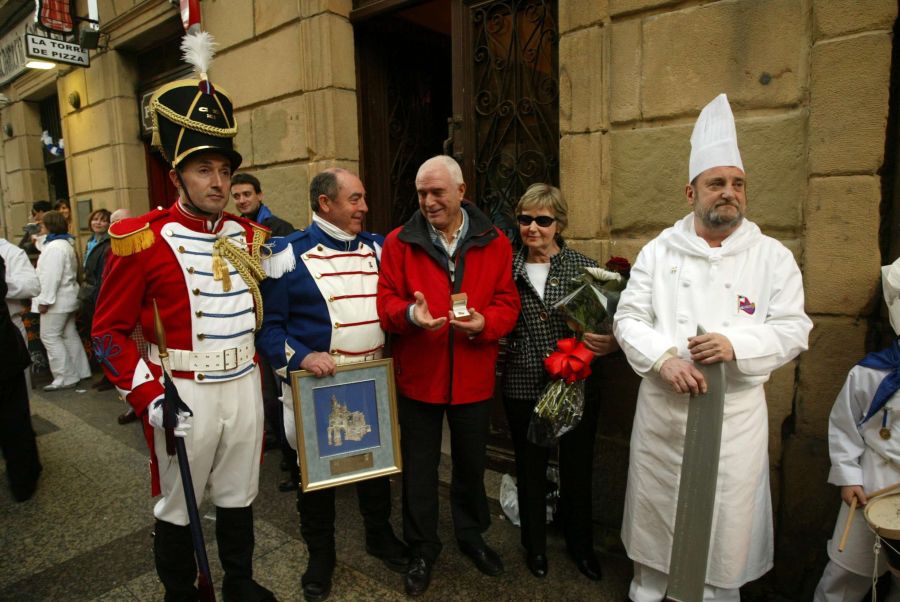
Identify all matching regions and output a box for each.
[527,338,594,446]
[526,257,631,447]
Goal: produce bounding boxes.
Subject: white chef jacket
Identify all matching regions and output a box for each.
[613,213,812,588]
[824,363,900,576]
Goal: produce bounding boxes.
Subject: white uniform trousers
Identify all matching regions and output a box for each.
[153,367,264,525]
[630,562,740,602]
[39,311,90,386]
[815,558,900,601]
[814,498,900,602]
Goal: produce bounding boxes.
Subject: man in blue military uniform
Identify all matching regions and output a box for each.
[257,168,409,601]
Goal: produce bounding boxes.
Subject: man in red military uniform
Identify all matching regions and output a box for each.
[91,32,275,602]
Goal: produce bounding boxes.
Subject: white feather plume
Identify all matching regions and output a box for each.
[180,31,216,77]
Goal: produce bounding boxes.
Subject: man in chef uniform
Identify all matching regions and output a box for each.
[613,93,813,601]
[813,257,900,602]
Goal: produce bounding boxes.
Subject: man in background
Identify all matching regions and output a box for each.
[232,173,295,236]
[231,171,297,489]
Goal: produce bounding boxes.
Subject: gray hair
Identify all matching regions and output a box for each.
[515,183,568,233]
[416,155,464,186]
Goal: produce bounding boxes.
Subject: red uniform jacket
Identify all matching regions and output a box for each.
[377,202,520,404]
[91,202,267,494]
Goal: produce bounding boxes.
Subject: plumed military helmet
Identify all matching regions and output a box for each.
[149,31,241,170]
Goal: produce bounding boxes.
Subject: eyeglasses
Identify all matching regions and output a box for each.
[516,214,556,227]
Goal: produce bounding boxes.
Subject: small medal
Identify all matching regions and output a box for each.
[881,408,891,439]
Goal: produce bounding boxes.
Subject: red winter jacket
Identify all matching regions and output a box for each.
[377,202,520,404]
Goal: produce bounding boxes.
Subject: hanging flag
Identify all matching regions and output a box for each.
[180,0,201,33]
[35,0,74,35]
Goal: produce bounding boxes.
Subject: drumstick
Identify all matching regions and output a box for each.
[867,480,900,500]
[837,481,900,553]
[838,497,858,552]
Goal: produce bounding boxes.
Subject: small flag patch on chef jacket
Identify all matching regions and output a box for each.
[738,295,756,315]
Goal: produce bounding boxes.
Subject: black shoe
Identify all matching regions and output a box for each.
[302,579,330,602]
[526,553,547,578]
[278,479,298,493]
[223,580,277,601]
[457,540,503,576]
[404,557,431,597]
[301,555,334,602]
[117,409,138,425]
[366,531,411,573]
[96,378,115,391]
[573,553,602,581]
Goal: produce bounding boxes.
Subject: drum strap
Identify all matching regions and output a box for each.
[666,326,727,602]
[873,537,881,602]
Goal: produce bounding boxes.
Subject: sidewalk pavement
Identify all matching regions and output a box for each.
[0,375,630,601]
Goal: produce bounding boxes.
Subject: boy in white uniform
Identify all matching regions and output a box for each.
[814,257,900,601]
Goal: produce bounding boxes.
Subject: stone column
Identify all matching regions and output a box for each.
[0,98,47,238]
[775,1,896,597]
[58,49,146,235]
[211,0,357,227]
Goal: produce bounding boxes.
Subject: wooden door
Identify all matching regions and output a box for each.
[453,0,560,463]
[353,0,560,466]
[354,0,453,235]
[451,0,560,240]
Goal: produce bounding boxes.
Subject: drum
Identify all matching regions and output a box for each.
[864,493,900,576]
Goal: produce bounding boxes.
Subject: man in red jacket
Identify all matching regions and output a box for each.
[377,155,520,596]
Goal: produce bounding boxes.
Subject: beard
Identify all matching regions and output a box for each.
[694,198,744,231]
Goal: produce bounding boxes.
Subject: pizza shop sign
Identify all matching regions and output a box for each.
[25,34,88,67]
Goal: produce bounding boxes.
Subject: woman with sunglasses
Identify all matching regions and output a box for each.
[501,183,618,581]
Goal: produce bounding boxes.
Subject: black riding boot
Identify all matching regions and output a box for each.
[216,506,277,601]
[154,519,198,602]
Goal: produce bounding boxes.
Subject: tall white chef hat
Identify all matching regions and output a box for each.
[689,93,744,183]
[882,257,900,336]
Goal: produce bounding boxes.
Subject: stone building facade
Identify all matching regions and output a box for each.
[0,0,895,598]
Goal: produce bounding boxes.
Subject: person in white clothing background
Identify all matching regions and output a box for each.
[0,235,40,344]
[32,210,90,391]
[0,234,40,389]
[613,93,813,601]
[813,256,900,602]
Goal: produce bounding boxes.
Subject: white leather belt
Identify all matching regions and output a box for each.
[149,342,254,372]
[331,350,383,365]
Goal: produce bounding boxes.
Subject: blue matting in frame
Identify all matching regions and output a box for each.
[311,380,381,458]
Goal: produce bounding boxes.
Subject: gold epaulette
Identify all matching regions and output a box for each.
[109,222,155,257]
[252,224,270,246]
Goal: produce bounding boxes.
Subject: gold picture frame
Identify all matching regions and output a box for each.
[290,358,401,492]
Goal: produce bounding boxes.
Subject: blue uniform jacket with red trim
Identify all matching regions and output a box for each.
[256,222,384,380]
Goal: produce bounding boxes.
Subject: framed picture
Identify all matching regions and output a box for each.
[76,199,92,232]
[291,358,401,492]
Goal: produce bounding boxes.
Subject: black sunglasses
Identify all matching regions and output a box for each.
[516,214,556,227]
